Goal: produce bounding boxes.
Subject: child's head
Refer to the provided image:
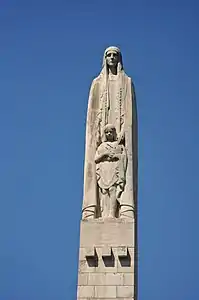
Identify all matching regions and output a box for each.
[103,124,117,142]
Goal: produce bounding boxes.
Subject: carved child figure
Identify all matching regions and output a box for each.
[95,124,127,218]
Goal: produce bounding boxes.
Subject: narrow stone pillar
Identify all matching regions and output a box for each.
[77,218,135,299]
[77,45,138,299]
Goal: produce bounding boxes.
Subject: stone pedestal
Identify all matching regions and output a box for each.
[77,219,135,299]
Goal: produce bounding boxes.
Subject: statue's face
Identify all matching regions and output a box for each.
[105,127,116,142]
[105,50,119,68]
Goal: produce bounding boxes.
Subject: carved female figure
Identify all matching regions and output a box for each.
[82,46,137,220]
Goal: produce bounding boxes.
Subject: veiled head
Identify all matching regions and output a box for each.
[102,46,123,70]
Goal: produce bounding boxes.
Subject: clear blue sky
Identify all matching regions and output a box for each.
[0,1,199,299]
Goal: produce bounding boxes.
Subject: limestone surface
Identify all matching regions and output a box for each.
[82,46,138,220]
[77,219,135,299]
[77,46,137,300]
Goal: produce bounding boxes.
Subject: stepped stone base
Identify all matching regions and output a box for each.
[77,218,135,299]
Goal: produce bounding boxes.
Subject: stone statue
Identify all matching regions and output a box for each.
[82,46,137,220]
[95,124,127,218]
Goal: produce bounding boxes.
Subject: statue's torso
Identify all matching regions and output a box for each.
[91,73,128,139]
[96,141,124,189]
[107,74,120,128]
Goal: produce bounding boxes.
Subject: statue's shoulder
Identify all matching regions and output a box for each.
[92,74,102,84]
[123,72,133,82]
[96,142,106,153]
[89,75,101,91]
[123,73,135,91]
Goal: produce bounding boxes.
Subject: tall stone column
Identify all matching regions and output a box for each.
[77,46,138,299]
[77,219,136,299]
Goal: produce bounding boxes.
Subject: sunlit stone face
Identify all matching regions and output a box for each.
[104,126,116,142]
[105,50,119,68]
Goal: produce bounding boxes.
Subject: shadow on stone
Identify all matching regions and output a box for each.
[119,248,131,267]
[86,249,98,267]
[102,249,115,267]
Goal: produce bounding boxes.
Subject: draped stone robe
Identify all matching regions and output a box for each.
[82,70,137,219]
